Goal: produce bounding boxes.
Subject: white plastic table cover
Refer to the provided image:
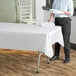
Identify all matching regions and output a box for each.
[0,22,64,58]
[49,9,64,14]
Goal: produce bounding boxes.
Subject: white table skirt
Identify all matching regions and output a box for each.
[0,22,64,58]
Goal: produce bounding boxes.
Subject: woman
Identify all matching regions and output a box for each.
[48,0,74,63]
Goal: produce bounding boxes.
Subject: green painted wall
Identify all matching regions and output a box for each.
[32,0,36,19]
[0,0,36,23]
[74,1,76,8]
[0,0,16,22]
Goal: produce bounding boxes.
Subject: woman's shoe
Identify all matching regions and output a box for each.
[50,55,59,61]
[63,58,70,63]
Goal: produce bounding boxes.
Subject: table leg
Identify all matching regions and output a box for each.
[47,57,50,64]
[37,51,42,73]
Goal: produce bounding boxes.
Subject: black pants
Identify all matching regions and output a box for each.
[54,17,71,58]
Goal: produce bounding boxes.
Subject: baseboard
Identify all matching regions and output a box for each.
[70,43,76,50]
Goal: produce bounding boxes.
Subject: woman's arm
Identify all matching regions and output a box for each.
[48,13,54,22]
[61,0,74,16]
[62,10,71,15]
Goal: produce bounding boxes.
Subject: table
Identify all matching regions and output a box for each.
[0,22,64,72]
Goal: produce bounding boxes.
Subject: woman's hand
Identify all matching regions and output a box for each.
[48,19,52,22]
[48,13,54,22]
[61,10,71,15]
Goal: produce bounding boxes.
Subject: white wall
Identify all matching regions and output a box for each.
[36,0,46,24]
[70,16,76,43]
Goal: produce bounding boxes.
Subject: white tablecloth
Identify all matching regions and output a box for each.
[0,22,64,58]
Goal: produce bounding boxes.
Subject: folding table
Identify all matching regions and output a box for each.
[0,22,64,72]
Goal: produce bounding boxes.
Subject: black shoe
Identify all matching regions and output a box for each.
[63,59,70,63]
[50,55,59,61]
[63,55,70,63]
